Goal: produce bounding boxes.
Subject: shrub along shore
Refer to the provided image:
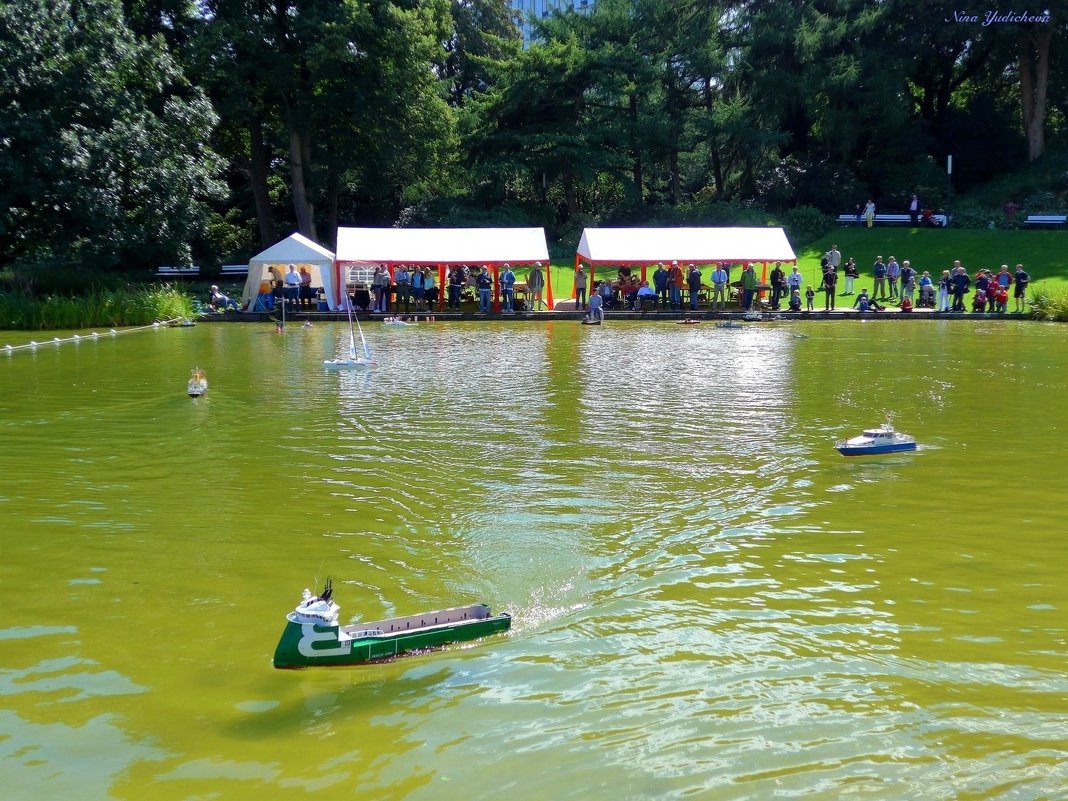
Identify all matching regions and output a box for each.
[0,285,195,330]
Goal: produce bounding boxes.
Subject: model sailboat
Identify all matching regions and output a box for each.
[324,300,378,369]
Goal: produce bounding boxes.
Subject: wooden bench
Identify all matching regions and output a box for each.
[1024,214,1067,226]
[220,264,249,277]
[155,265,200,278]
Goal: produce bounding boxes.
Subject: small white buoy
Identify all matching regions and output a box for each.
[4,344,12,351]
[109,329,117,335]
[152,321,161,328]
[73,334,80,340]
[92,332,99,338]
[29,341,37,347]
[53,337,61,343]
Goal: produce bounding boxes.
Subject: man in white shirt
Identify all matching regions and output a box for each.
[283,264,302,311]
[786,265,803,298]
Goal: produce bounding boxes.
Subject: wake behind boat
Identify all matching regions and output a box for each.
[836,419,916,456]
[272,579,511,668]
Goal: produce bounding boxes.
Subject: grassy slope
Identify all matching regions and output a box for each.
[538,228,1068,300]
[798,228,1068,295]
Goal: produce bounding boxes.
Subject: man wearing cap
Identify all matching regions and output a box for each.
[667,260,685,311]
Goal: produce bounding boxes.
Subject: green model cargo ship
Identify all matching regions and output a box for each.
[273,580,511,669]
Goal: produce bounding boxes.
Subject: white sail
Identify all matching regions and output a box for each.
[324,265,378,369]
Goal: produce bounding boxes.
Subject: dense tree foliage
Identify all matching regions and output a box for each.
[0,0,1064,273]
[0,0,221,268]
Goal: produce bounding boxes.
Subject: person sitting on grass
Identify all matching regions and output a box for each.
[208,285,240,312]
[853,289,884,312]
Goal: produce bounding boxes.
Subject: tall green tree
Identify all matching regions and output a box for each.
[0,0,222,268]
[198,0,457,244]
[441,0,520,108]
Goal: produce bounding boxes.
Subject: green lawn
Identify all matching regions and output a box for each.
[543,227,1068,300]
[799,228,1068,295]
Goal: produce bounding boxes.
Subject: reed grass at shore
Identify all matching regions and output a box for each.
[0,285,194,330]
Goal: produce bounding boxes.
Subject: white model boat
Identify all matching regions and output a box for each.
[325,301,378,369]
[836,419,916,456]
[187,367,208,397]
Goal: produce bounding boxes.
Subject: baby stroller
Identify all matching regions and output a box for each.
[918,283,935,308]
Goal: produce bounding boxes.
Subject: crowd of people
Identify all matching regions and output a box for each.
[787,245,1032,315]
[215,251,1033,318]
[589,261,749,313]
[341,262,552,315]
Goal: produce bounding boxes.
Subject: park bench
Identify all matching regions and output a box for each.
[155,265,200,278]
[838,213,949,227]
[220,264,249,278]
[1024,214,1067,226]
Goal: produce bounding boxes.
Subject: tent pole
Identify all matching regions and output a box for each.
[491,263,500,314]
[545,261,554,310]
[572,253,579,300]
[386,264,395,315]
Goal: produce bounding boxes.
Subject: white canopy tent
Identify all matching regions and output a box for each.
[575,227,797,267]
[573,227,797,304]
[333,227,551,309]
[240,233,338,311]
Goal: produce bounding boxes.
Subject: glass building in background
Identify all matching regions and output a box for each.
[510,0,596,47]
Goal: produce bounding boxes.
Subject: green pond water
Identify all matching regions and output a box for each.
[1,318,1066,801]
